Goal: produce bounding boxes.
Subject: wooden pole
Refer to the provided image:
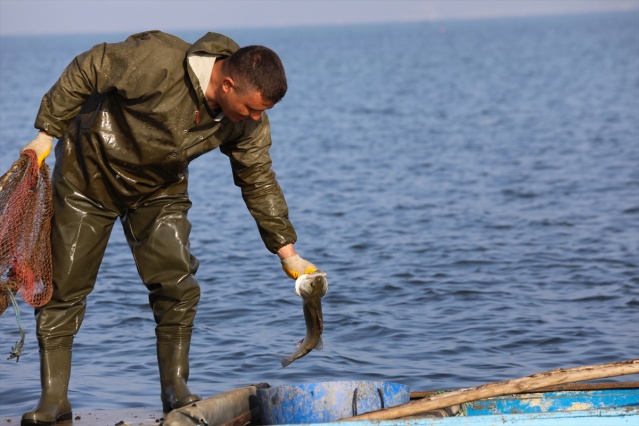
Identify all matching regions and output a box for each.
[341,359,639,421]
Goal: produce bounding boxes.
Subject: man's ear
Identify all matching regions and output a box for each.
[222,77,235,93]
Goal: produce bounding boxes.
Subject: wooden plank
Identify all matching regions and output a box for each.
[409,381,639,399]
[218,407,260,426]
[342,359,639,421]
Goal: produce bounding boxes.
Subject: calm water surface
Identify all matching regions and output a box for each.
[1,12,638,418]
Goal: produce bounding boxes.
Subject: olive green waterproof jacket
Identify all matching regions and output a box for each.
[35,31,296,253]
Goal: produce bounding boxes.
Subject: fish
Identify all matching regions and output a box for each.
[279,270,328,367]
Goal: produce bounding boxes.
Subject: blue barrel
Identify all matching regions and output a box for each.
[256,381,410,424]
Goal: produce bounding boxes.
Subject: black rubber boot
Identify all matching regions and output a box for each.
[157,335,200,413]
[21,340,73,426]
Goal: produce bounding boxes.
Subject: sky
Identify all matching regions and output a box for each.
[0,0,637,36]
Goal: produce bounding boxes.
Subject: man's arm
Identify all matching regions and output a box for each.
[277,243,296,260]
[220,115,297,253]
[219,117,318,279]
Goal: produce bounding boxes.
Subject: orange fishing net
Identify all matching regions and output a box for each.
[0,150,53,316]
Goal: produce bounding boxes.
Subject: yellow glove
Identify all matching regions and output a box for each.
[21,131,53,167]
[281,254,317,279]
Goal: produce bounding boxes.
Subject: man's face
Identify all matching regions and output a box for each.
[217,79,275,122]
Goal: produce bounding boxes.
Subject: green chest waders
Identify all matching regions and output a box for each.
[24,168,201,424]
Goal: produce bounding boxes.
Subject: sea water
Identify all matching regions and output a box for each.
[1,12,637,418]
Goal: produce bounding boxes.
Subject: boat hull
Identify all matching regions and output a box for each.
[3,383,637,425]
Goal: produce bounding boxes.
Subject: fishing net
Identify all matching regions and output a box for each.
[0,149,53,317]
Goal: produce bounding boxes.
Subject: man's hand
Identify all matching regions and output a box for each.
[21,131,53,167]
[281,254,317,280]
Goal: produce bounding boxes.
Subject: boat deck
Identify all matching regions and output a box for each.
[3,408,164,426]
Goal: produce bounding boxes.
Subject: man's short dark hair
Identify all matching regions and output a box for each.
[224,45,287,104]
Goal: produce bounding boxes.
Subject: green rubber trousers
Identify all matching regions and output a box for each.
[35,170,201,348]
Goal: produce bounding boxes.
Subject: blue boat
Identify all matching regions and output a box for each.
[158,381,638,426]
[3,382,636,425]
[335,384,639,426]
